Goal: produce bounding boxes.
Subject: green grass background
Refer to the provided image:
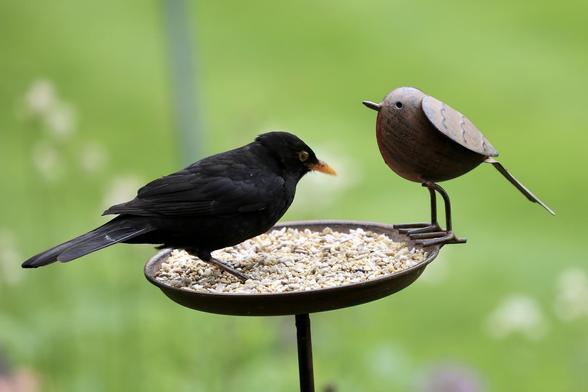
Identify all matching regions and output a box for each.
[1,0,587,390]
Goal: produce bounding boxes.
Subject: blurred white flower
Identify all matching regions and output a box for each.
[555,267,588,321]
[0,229,23,284]
[103,175,143,209]
[79,141,108,174]
[486,294,547,340]
[294,145,359,212]
[45,102,76,140]
[24,79,56,117]
[23,78,76,139]
[31,141,64,182]
[417,362,485,392]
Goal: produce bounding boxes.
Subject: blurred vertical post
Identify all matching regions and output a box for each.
[162,0,202,165]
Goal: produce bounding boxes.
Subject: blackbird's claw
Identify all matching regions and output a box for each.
[187,248,250,282]
[206,257,249,282]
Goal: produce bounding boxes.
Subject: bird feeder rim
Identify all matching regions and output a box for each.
[144,220,441,315]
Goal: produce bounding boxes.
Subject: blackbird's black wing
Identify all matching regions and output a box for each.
[103,152,283,217]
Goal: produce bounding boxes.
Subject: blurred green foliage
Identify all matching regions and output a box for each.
[1,0,587,391]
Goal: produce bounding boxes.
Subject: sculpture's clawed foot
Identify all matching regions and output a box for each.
[411,230,467,247]
[395,182,467,247]
[394,223,466,246]
[205,257,250,282]
[394,223,440,235]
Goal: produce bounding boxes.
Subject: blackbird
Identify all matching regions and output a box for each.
[363,87,554,246]
[22,131,336,280]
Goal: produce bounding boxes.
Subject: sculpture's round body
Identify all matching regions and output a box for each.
[374,87,497,183]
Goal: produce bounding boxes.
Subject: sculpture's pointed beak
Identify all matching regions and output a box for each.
[362,100,381,111]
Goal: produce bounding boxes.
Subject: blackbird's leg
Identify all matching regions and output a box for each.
[186,248,249,282]
[395,186,440,234]
[410,182,467,246]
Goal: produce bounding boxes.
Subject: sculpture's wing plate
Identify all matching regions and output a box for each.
[422,95,499,157]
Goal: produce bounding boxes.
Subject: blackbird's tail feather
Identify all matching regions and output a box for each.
[57,226,152,262]
[22,218,154,268]
[485,158,555,215]
[21,239,82,269]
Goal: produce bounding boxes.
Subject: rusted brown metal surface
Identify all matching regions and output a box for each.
[365,87,492,183]
[363,87,554,246]
[422,94,498,158]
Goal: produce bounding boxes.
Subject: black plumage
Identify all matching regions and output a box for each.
[22,131,335,280]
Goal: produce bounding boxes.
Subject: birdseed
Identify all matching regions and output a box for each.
[155,227,427,294]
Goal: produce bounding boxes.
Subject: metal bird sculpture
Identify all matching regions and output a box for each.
[363,86,554,246]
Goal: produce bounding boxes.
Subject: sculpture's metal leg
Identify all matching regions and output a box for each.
[397,187,441,235]
[398,183,466,246]
[395,186,440,234]
[414,182,466,246]
[187,249,249,282]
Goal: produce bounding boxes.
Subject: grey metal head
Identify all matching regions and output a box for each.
[363,86,426,115]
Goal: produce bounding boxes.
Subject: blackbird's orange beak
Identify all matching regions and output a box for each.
[309,160,336,176]
[362,100,381,111]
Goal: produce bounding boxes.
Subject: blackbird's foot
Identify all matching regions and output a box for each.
[205,257,249,282]
[186,248,250,282]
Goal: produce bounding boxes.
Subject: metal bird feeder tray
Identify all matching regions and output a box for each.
[145,220,443,391]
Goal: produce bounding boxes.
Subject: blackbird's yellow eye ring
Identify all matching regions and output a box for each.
[298,151,309,162]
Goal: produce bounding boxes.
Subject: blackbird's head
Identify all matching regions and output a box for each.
[255,131,336,179]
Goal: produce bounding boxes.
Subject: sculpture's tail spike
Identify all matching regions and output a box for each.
[485,158,555,215]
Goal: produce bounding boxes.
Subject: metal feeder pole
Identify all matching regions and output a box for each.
[295,314,315,392]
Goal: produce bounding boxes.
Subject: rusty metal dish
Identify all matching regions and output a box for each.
[144,220,441,316]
